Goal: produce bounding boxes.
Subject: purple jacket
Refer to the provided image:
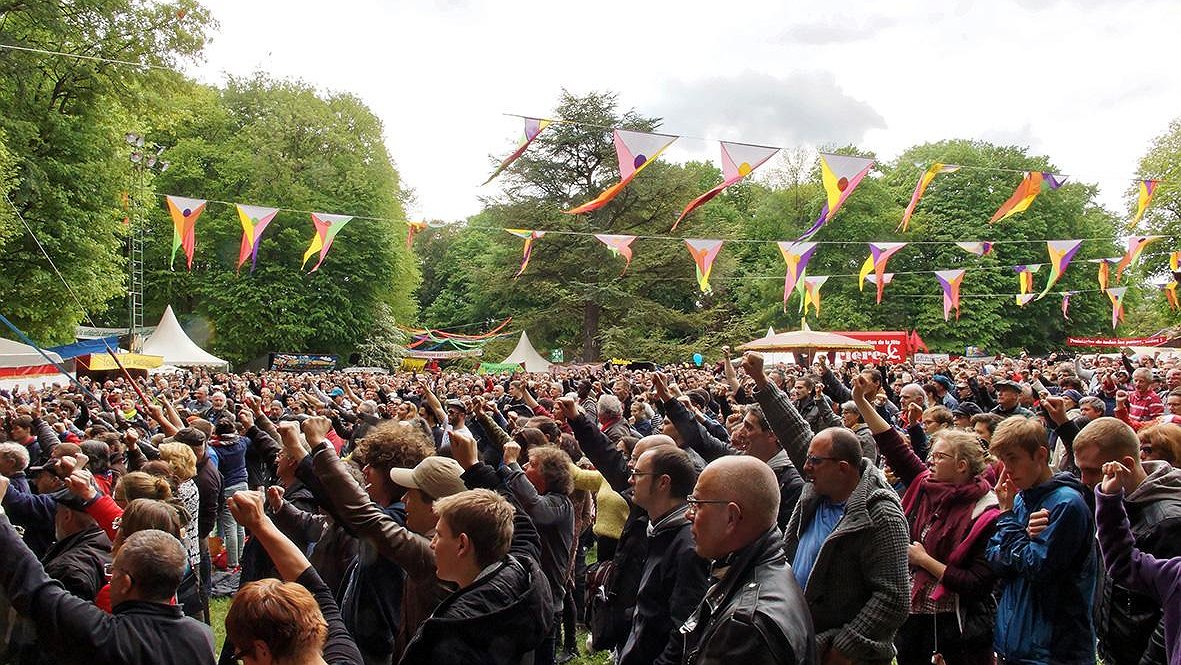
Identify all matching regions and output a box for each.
[1096,489,1181,665]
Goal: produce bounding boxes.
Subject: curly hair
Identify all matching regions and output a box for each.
[351,421,435,471]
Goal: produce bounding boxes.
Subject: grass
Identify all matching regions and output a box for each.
[209,596,610,664]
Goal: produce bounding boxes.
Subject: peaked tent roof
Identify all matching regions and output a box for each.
[141,305,229,369]
[502,331,551,372]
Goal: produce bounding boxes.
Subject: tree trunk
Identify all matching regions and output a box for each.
[582,301,600,362]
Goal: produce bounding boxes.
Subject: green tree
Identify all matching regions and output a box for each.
[143,74,419,365]
[1123,117,1181,332]
[0,0,213,342]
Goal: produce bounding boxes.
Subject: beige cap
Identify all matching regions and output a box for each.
[389,456,466,500]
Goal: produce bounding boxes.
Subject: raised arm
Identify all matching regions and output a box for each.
[744,352,814,472]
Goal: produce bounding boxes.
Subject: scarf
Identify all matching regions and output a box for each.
[908,475,992,608]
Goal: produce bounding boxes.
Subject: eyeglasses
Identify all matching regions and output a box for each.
[929,451,955,462]
[686,495,731,508]
[629,469,658,478]
[804,455,839,466]
[1140,446,1154,454]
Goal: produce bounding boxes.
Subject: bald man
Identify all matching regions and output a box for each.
[681,456,815,665]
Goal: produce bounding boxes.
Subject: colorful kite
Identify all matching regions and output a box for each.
[1016,294,1036,307]
[1037,240,1083,299]
[858,242,907,303]
[1165,282,1179,311]
[1115,235,1161,280]
[482,117,551,186]
[1095,258,1120,291]
[1128,179,1161,229]
[164,195,206,270]
[934,269,966,321]
[594,234,637,273]
[955,241,993,256]
[235,204,279,273]
[802,276,828,317]
[1107,287,1128,329]
[406,221,428,249]
[673,141,779,229]
[685,239,724,294]
[899,163,959,232]
[566,129,678,215]
[1061,292,1074,320]
[776,241,818,309]
[301,213,354,272]
[506,229,545,277]
[1013,264,1042,296]
[990,171,1067,223]
[799,153,874,240]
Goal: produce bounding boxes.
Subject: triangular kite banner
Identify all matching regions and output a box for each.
[566,129,678,215]
[301,213,354,272]
[802,153,873,239]
[406,221,428,249]
[1013,264,1042,296]
[482,117,551,186]
[803,276,828,317]
[934,269,966,321]
[955,241,993,257]
[1061,292,1074,320]
[776,241,818,309]
[899,163,959,232]
[594,234,637,273]
[1037,240,1083,299]
[1107,287,1128,329]
[1095,258,1119,291]
[685,239,724,294]
[235,204,279,273]
[990,171,1066,223]
[164,195,206,271]
[1165,282,1179,311]
[1016,294,1036,307]
[858,242,907,303]
[506,229,545,277]
[673,141,779,229]
[1115,235,1162,280]
[1129,179,1161,229]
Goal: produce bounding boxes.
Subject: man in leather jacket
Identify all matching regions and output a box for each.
[680,456,815,665]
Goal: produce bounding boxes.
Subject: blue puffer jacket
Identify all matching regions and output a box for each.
[986,472,1097,664]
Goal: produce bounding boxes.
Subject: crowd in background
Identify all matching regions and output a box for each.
[1,347,1180,664]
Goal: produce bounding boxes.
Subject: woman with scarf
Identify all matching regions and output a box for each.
[852,375,1001,665]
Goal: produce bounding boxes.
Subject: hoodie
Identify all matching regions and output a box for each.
[1096,461,1181,665]
[987,472,1096,665]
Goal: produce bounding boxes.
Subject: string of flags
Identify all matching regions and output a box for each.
[483,116,1168,232]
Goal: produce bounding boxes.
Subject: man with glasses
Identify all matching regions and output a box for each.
[743,351,908,665]
[681,455,815,665]
[619,446,708,665]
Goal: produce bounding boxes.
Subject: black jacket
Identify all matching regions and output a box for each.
[681,528,816,665]
[619,505,709,665]
[194,454,223,541]
[0,515,215,664]
[243,424,280,489]
[42,525,111,602]
[399,462,553,664]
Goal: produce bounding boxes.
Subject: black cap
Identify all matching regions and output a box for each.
[952,402,983,417]
[47,487,93,512]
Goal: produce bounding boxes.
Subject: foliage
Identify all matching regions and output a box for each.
[0,0,213,343]
[140,74,419,365]
[1122,118,1181,333]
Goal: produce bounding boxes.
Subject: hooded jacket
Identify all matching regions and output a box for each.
[986,472,1097,664]
[1096,460,1181,665]
[618,504,709,665]
[681,527,816,665]
[399,462,553,665]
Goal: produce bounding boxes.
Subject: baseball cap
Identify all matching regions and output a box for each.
[47,487,92,512]
[444,399,467,414]
[994,379,1023,393]
[1061,389,1084,405]
[931,375,955,391]
[952,402,983,417]
[388,456,466,500]
[329,387,344,397]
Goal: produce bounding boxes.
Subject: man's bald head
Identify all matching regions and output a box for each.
[704,456,779,530]
[689,456,780,559]
[632,434,677,462]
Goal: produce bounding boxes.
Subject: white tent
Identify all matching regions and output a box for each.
[502,331,552,372]
[141,306,229,369]
[0,337,71,389]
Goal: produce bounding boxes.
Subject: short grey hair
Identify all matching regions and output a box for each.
[1079,396,1106,414]
[597,394,624,421]
[0,442,30,471]
[359,400,378,416]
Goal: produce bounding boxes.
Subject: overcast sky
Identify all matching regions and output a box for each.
[185,0,1181,223]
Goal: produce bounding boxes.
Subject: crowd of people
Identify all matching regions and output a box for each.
[1,346,1180,665]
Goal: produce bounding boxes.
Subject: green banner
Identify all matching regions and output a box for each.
[478,362,522,375]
